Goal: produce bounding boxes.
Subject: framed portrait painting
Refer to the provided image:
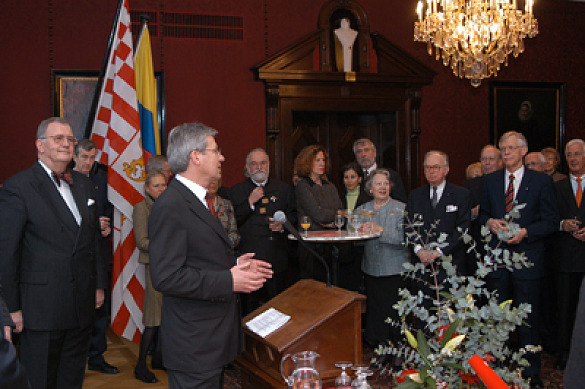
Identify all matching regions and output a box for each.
[490,81,565,153]
[51,69,165,146]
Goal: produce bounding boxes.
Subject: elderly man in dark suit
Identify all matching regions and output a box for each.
[480,131,559,389]
[148,122,272,388]
[0,117,107,389]
[553,139,585,370]
[230,148,296,314]
[353,138,408,203]
[405,150,472,273]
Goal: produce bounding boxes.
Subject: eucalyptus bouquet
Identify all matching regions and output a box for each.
[376,204,537,388]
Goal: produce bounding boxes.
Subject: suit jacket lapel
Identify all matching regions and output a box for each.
[173,180,233,247]
[515,169,532,205]
[32,164,79,240]
[70,175,90,249]
[560,177,584,216]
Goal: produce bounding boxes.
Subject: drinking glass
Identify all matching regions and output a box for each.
[300,216,311,238]
[350,214,362,235]
[334,361,353,388]
[334,213,344,233]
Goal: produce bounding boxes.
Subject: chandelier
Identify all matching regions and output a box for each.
[414,0,538,87]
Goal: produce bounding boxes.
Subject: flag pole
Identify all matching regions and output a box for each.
[84,0,125,139]
[134,14,150,54]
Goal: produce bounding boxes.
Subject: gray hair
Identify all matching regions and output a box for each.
[167,122,217,174]
[566,139,585,154]
[352,138,375,155]
[37,117,71,140]
[146,155,168,173]
[244,148,269,178]
[424,150,449,166]
[74,138,96,156]
[499,131,528,148]
[364,168,393,193]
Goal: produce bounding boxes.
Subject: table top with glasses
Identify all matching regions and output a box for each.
[287,230,381,242]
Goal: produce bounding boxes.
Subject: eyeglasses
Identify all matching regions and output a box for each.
[199,147,222,155]
[567,152,584,158]
[249,160,268,168]
[40,135,78,145]
[500,145,520,152]
[423,164,445,171]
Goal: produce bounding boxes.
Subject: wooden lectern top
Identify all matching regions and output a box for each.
[243,279,365,352]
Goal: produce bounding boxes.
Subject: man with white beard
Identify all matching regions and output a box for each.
[230,148,296,314]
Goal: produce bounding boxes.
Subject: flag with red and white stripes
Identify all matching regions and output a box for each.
[90,0,145,343]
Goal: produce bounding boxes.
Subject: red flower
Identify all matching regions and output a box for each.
[437,325,459,343]
[395,369,418,384]
[458,370,481,385]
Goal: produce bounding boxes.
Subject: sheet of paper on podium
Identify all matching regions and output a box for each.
[245,307,291,338]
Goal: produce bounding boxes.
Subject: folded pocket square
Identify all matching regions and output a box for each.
[446,205,458,212]
[88,199,95,206]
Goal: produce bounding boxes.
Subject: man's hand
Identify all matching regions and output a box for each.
[487,218,508,234]
[4,326,11,343]
[96,289,105,309]
[232,253,273,293]
[10,311,23,333]
[573,228,585,242]
[471,205,479,219]
[507,228,528,245]
[268,219,283,232]
[99,216,111,237]
[416,249,439,266]
[562,218,582,233]
[248,186,264,207]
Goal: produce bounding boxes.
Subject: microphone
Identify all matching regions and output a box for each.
[273,211,331,287]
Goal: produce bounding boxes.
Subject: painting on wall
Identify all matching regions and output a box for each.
[51,70,165,145]
[490,81,565,154]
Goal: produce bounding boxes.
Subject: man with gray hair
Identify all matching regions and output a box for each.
[525,151,546,172]
[480,130,558,388]
[353,138,407,202]
[148,122,273,388]
[405,150,472,273]
[553,139,585,372]
[230,148,296,314]
[0,117,107,388]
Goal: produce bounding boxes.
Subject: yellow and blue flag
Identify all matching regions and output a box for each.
[134,24,160,159]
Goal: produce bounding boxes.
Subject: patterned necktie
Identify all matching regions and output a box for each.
[577,177,583,208]
[505,174,515,212]
[52,171,73,187]
[206,193,218,219]
[431,186,438,208]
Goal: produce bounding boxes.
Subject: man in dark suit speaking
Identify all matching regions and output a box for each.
[0,117,107,389]
[148,123,273,388]
[480,131,558,389]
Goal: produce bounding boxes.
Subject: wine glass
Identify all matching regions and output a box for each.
[350,214,362,235]
[300,216,311,238]
[352,369,373,388]
[334,361,353,388]
[335,213,344,234]
[351,365,369,388]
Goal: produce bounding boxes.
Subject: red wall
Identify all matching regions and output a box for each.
[1,0,584,186]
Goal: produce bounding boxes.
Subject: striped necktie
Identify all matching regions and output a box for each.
[505,174,515,213]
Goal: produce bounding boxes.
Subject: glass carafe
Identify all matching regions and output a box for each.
[280,351,322,389]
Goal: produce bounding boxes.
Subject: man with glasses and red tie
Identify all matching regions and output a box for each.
[0,117,107,389]
[480,131,559,389]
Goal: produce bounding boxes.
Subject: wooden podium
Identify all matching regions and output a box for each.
[237,279,366,388]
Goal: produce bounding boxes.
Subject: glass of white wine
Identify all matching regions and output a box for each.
[300,216,311,238]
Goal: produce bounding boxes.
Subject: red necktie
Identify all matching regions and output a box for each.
[577,177,583,208]
[206,193,218,219]
[52,171,73,187]
[505,174,515,213]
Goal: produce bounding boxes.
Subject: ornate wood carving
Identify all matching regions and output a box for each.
[253,0,436,192]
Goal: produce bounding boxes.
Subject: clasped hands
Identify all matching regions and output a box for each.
[487,218,527,245]
[231,253,273,293]
[417,249,440,266]
[562,218,585,241]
